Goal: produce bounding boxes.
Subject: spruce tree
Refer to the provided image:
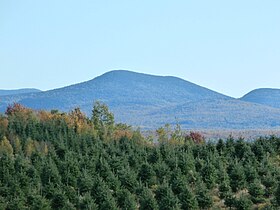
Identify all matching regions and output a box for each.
[248,180,265,204]
[195,181,213,209]
[139,187,159,210]
[178,186,198,209]
[155,182,181,210]
[116,188,137,210]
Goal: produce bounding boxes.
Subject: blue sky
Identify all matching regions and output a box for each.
[0,0,279,97]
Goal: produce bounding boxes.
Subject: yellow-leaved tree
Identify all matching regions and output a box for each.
[0,137,14,157]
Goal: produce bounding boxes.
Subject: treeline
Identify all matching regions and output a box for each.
[0,103,280,209]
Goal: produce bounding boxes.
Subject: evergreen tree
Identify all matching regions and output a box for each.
[92,177,118,210]
[262,172,277,197]
[244,162,258,183]
[27,194,52,210]
[155,182,181,210]
[224,192,235,209]
[79,192,98,210]
[6,196,27,210]
[1,104,280,209]
[201,159,217,189]
[117,168,138,193]
[116,188,137,210]
[248,180,265,204]
[138,162,156,186]
[195,181,213,209]
[233,195,253,210]
[228,162,246,192]
[178,186,198,209]
[139,187,159,210]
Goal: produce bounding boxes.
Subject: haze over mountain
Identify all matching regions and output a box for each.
[1,70,280,129]
[0,88,41,96]
[241,88,280,109]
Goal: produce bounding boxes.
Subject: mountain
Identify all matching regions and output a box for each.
[0,88,41,96]
[240,88,280,109]
[1,70,280,129]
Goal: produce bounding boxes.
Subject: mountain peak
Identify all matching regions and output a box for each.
[241,88,280,109]
[1,71,280,129]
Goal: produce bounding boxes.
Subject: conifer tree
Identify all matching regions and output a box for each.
[195,180,213,209]
[116,188,137,210]
[248,180,265,204]
[139,187,159,210]
[228,162,246,192]
[155,182,181,210]
[178,185,198,209]
[138,162,156,186]
[233,195,253,210]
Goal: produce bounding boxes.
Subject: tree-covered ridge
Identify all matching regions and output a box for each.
[0,103,280,209]
[2,70,280,130]
[0,88,41,96]
[241,88,280,109]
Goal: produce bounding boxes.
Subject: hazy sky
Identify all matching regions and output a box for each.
[0,1,279,98]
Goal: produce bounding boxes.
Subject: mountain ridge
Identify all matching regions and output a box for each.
[0,88,41,96]
[1,70,280,129]
[240,88,280,109]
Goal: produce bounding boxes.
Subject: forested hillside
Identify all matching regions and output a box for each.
[0,103,280,209]
[241,88,280,109]
[2,70,280,129]
[0,88,41,96]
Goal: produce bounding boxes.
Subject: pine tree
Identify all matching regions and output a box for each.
[248,180,265,204]
[138,163,156,186]
[139,187,159,210]
[92,177,118,210]
[244,162,258,183]
[224,192,235,209]
[27,194,52,210]
[201,160,217,189]
[6,196,27,210]
[228,162,246,192]
[116,188,137,210]
[78,169,94,194]
[79,192,98,210]
[195,181,213,209]
[155,182,181,210]
[233,195,253,210]
[117,168,138,193]
[178,186,198,209]
[262,172,277,197]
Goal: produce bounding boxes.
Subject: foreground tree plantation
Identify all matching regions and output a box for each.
[0,103,280,209]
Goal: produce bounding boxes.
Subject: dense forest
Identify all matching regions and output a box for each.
[0,102,280,209]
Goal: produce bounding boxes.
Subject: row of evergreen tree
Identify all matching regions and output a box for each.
[0,103,280,209]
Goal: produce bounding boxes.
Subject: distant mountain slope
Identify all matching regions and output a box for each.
[0,88,41,96]
[1,70,280,129]
[0,70,231,111]
[241,88,280,109]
